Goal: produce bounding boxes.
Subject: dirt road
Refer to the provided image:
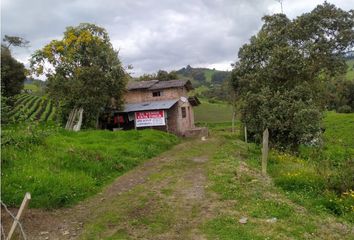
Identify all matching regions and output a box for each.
[3,137,220,239]
[3,133,353,239]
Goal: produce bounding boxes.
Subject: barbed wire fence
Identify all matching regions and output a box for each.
[1,192,30,240]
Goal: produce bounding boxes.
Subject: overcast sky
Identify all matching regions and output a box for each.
[1,0,353,76]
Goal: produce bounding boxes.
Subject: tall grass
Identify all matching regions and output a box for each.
[1,125,178,209]
[248,112,354,222]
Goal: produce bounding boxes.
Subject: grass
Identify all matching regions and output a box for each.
[243,112,354,223]
[7,93,56,122]
[81,137,221,239]
[194,99,233,123]
[24,83,40,92]
[1,125,178,208]
[203,127,353,239]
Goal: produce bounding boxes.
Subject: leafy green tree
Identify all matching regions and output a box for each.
[1,46,26,97]
[157,70,178,81]
[30,23,128,127]
[192,71,206,83]
[211,71,230,85]
[232,3,354,148]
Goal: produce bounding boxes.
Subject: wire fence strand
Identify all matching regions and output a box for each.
[1,223,7,239]
[1,201,27,240]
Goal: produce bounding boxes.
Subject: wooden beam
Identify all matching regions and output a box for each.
[261,128,269,176]
[7,192,31,240]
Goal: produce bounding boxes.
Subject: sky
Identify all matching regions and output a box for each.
[1,0,353,76]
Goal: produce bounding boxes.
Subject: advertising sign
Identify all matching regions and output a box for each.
[135,110,165,127]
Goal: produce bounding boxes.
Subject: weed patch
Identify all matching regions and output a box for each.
[1,125,178,208]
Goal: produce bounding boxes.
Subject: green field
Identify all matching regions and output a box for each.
[244,112,354,223]
[194,99,233,123]
[24,83,40,92]
[7,93,57,122]
[1,127,178,208]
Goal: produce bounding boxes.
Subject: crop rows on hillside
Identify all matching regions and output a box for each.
[8,94,57,122]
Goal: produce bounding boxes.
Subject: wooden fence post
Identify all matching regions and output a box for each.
[261,128,269,176]
[7,192,31,240]
[244,126,248,143]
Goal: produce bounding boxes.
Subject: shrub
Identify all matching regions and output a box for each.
[337,105,352,113]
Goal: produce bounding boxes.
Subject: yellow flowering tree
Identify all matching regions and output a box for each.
[30,23,128,127]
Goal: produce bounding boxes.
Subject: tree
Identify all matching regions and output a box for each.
[211,71,230,85]
[3,35,30,48]
[231,3,354,148]
[192,71,206,83]
[157,70,178,81]
[1,46,26,97]
[30,23,128,127]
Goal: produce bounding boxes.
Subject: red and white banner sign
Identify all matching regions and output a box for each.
[135,110,165,127]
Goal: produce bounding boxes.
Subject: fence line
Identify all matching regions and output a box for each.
[1,224,6,239]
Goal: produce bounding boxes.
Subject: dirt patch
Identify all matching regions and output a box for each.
[192,156,209,163]
[179,168,206,200]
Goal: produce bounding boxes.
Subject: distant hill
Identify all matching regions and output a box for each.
[176,65,231,87]
[175,65,231,101]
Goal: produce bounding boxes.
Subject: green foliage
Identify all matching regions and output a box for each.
[1,126,178,208]
[337,105,352,113]
[1,91,11,124]
[324,77,354,112]
[232,3,354,148]
[346,59,354,80]
[137,70,178,81]
[30,23,128,128]
[1,46,26,97]
[6,94,57,123]
[256,112,354,222]
[211,71,230,85]
[2,35,29,48]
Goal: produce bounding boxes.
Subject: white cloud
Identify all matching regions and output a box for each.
[1,0,352,76]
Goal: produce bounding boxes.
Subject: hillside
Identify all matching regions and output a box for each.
[176,65,230,86]
[7,93,57,122]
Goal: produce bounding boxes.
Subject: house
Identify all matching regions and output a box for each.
[102,79,203,136]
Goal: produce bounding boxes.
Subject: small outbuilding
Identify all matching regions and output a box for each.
[102,79,203,136]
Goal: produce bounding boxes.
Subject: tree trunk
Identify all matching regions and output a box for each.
[232,110,236,133]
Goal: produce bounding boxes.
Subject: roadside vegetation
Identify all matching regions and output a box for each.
[242,113,354,225]
[204,124,353,239]
[1,126,178,208]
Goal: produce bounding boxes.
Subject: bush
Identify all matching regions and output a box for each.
[337,105,352,113]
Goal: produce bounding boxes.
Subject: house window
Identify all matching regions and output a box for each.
[152,91,162,97]
[181,107,186,118]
